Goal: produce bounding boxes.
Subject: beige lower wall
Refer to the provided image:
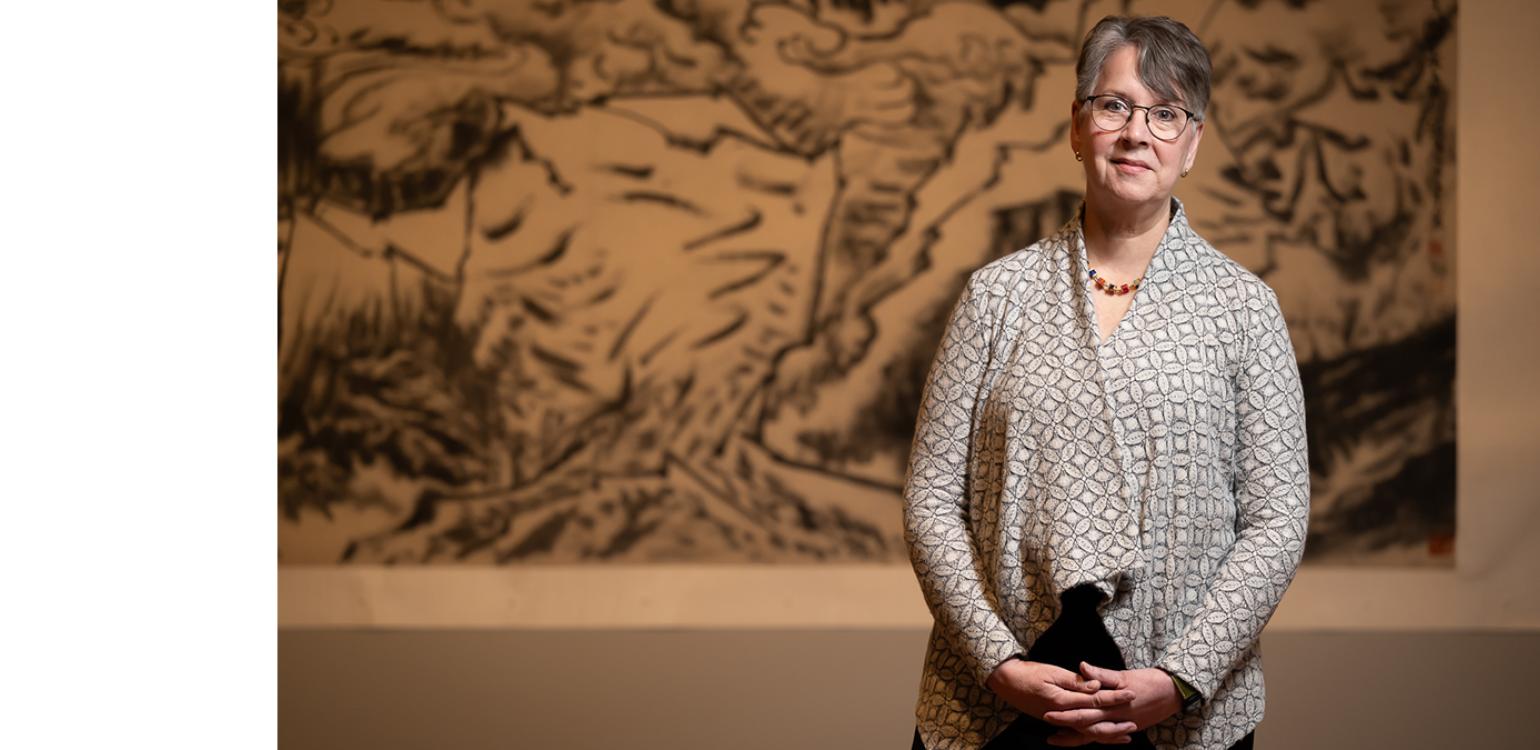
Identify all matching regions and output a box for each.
[279,629,1539,749]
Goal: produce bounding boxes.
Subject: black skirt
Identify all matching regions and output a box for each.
[910,585,1254,750]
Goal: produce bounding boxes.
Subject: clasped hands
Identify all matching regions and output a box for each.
[985,659,1182,746]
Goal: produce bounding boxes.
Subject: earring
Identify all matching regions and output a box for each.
[1180,168,1190,177]
[1074,151,1083,162]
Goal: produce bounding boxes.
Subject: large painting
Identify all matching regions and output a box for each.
[278,0,1456,565]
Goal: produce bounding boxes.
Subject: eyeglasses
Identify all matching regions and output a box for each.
[1082,94,1196,142]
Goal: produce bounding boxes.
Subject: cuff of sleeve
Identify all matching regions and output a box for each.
[974,635,1027,688]
[1155,651,1218,704]
[1158,667,1202,711]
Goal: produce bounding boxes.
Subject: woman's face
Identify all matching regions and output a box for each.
[1071,45,1204,215]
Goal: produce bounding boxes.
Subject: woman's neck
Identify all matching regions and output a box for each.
[1082,197,1171,267]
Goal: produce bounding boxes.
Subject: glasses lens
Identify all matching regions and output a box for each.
[1091,97,1130,130]
[1148,106,1185,140]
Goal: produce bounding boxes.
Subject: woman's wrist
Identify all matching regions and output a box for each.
[1157,667,1202,712]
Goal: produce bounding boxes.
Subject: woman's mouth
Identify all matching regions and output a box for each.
[1112,158,1151,173]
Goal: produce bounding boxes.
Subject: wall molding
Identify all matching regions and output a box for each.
[279,564,1540,631]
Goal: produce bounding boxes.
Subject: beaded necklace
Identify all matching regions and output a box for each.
[1088,268,1142,296]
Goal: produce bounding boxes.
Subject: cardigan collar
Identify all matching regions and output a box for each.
[1069,197,1195,299]
[1063,197,1198,347]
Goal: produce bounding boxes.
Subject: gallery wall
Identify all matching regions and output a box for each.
[276,0,1530,634]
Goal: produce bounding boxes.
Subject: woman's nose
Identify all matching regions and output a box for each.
[1119,111,1154,144]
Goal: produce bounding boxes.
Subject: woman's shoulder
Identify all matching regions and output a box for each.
[969,227,1073,295]
[1167,198,1274,303]
[1180,228,1280,312]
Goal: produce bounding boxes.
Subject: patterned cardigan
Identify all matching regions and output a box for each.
[901,199,1309,750]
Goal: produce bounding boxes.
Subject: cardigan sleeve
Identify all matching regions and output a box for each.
[1155,282,1311,701]
[901,270,1025,688]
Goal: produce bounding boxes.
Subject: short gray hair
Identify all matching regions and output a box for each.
[1075,15,1212,121]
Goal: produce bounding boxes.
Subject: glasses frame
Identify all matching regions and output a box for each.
[1081,94,1197,142]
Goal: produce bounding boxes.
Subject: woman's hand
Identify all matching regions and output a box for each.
[986,659,1139,743]
[1039,662,1183,746]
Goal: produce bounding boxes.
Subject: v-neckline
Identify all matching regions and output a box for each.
[1076,214,1172,349]
[1094,288,1144,347]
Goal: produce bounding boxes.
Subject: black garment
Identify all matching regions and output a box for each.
[909,585,1254,750]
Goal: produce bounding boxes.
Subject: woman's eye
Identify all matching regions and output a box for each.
[1151,108,1178,123]
[1104,99,1130,112]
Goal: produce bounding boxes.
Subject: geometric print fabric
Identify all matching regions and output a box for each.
[902,199,1310,750]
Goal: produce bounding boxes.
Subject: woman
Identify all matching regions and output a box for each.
[902,15,1308,750]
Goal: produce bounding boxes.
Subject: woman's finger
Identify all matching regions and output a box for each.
[1049,670,1101,693]
[1042,708,1138,728]
[1048,687,1135,711]
[1042,708,1110,727]
[1083,721,1140,740]
[1089,687,1136,708]
[1079,661,1128,688]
